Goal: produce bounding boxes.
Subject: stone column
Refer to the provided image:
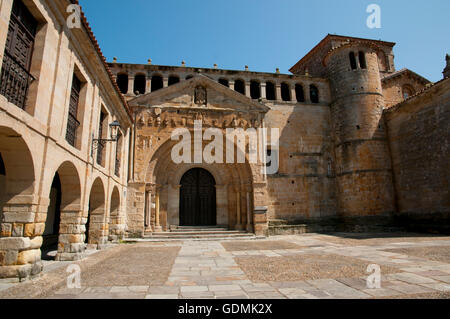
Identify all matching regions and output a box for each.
[235,189,242,230]
[276,83,282,102]
[260,83,267,99]
[245,81,251,98]
[246,190,253,232]
[163,76,169,88]
[145,190,152,231]
[154,188,162,232]
[229,80,235,91]
[305,83,311,103]
[145,76,152,94]
[291,85,297,103]
[127,76,134,95]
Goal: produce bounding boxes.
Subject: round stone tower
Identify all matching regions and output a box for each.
[324,42,396,218]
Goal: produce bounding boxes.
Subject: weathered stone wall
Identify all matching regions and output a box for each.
[326,45,396,218]
[385,78,450,232]
[264,101,337,222]
[0,0,132,280]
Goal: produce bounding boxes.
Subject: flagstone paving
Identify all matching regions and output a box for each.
[1,232,450,299]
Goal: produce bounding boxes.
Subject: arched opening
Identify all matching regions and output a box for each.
[86,178,106,246]
[0,127,35,221]
[266,82,276,100]
[53,161,82,261]
[168,75,180,86]
[281,83,291,101]
[180,168,216,226]
[218,78,229,87]
[359,51,367,69]
[250,80,261,99]
[349,52,357,70]
[402,85,415,99]
[295,84,305,102]
[109,187,121,242]
[151,75,163,92]
[41,173,62,260]
[133,74,146,95]
[310,85,319,103]
[116,73,128,94]
[234,79,246,95]
[186,75,194,80]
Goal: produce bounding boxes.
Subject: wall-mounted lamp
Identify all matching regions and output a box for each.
[91,120,121,156]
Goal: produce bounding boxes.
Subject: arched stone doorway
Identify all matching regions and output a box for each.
[180,168,216,226]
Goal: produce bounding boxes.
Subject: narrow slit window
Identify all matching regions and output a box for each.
[349,52,357,70]
[359,51,367,69]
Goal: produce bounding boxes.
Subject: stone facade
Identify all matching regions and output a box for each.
[0,2,449,282]
[0,0,132,280]
[108,34,448,237]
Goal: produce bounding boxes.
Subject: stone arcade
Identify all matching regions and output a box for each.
[0,0,449,281]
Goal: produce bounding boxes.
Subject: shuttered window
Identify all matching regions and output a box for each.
[0,0,37,109]
[65,74,81,147]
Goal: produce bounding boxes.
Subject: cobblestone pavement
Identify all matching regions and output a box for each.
[1,233,450,299]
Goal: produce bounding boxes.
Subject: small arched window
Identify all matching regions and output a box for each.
[349,52,357,70]
[168,75,180,86]
[266,82,276,100]
[310,85,319,103]
[295,84,305,102]
[402,85,415,99]
[359,51,367,69]
[218,78,229,87]
[234,79,246,95]
[133,74,146,95]
[116,73,128,94]
[281,83,291,101]
[250,80,261,99]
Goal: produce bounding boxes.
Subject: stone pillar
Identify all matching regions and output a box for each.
[56,204,86,261]
[145,190,152,231]
[127,76,134,95]
[253,206,268,237]
[163,76,169,88]
[145,76,152,94]
[235,190,242,230]
[305,83,311,103]
[246,190,253,232]
[154,188,162,232]
[0,195,44,281]
[229,80,235,91]
[275,83,282,102]
[260,83,267,99]
[245,81,251,98]
[291,85,297,103]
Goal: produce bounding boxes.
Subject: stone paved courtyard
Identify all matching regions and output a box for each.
[1,233,450,299]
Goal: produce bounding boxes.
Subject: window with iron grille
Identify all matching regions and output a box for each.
[115,131,122,177]
[0,0,37,109]
[65,74,81,147]
[97,111,107,165]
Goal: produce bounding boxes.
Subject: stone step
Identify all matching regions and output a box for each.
[170,228,229,233]
[154,230,245,236]
[124,234,259,243]
[147,232,254,239]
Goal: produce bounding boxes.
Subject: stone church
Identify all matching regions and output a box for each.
[0,0,449,280]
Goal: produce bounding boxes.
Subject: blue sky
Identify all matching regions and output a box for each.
[79,0,450,82]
